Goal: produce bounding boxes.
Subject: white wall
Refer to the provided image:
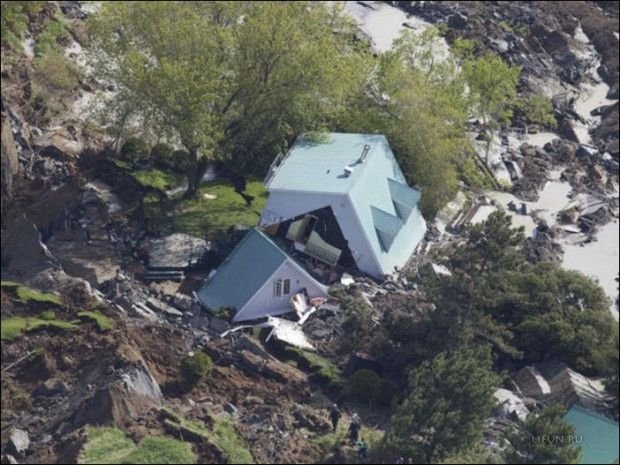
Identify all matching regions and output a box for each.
[234,260,328,322]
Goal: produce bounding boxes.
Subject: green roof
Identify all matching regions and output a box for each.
[196,228,287,314]
[267,133,387,193]
[563,405,619,464]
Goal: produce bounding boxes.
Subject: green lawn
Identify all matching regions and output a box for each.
[80,427,196,464]
[285,347,344,390]
[161,408,253,464]
[1,313,78,341]
[145,179,268,238]
[132,168,184,191]
[77,311,113,331]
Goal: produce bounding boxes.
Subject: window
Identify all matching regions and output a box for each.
[274,278,291,298]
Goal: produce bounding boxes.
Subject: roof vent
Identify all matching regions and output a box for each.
[344,166,354,177]
[359,144,371,163]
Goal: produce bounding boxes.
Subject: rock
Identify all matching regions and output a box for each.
[1,113,20,205]
[209,317,230,334]
[223,403,239,417]
[447,12,467,29]
[558,118,579,143]
[172,293,193,312]
[8,428,29,456]
[575,144,596,162]
[31,130,83,160]
[34,378,70,397]
[146,297,183,317]
[2,455,18,464]
[0,214,60,278]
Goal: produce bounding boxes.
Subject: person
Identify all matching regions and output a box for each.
[329,404,341,432]
[395,457,405,465]
[357,438,368,463]
[348,413,361,444]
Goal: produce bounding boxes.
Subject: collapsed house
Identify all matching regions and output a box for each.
[195,228,328,322]
[260,133,427,278]
[196,133,427,324]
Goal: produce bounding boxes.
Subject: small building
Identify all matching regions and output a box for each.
[195,228,328,322]
[260,133,427,278]
[563,404,619,464]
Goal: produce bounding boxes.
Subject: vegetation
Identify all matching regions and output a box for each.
[285,347,344,391]
[120,137,150,163]
[79,426,196,464]
[143,180,267,238]
[506,405,582,464]
[513,95,557,128]
[77,311,113,331]
[180,352,213,387]
[347,369,381,405]
[417,210,618,375]
[161,408,253,464]
[463,55,520,162]
[88,1,366,198]
[1,313,77,341]
[212,418,254,464]
[33,17,69,56]
[0,1,45,49]
[384,345,500,463]
[131,168,183,192]
[3,283,62,306]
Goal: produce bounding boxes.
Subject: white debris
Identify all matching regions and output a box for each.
[340,273,355,286]
[493,388,530,421]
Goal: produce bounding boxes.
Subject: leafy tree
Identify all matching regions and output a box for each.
[506,405,581,464]
[385,345,500,463]
[88,1,366,197]
[341,27,471,215]
[513,95,557,129]
[463,55,520,162]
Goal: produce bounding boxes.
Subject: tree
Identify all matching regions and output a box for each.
[180,352,213,387]
[385,345,500,463]
[506,405,581,464]
[341,27,471,215]
[463,55,520,163]
[513,95,557,129]
[88,1,366,197]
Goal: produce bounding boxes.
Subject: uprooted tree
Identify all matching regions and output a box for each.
[88,1,367,198]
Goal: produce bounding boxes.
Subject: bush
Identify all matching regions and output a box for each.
[120,137,150,163]
[34,18,69,56]
[180,352,212,387]
[151,143,174,170]
[347,369,381,404]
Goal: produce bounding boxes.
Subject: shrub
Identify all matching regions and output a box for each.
[180,352,213,387]
[151,143,174,170]
[120,137,149,163]
[34,18,69,56]
[347,369,381,404]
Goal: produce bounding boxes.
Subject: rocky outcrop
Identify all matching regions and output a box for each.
[1,113,20,215]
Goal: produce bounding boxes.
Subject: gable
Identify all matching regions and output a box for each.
[196,229,286,313]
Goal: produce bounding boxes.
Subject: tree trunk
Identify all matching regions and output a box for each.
[184,147,210,199]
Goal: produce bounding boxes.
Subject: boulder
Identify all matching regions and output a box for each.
[8,428,29,456]
[558,118,579,143]
[34,378,70,397]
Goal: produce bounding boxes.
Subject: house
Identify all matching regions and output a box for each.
[195,228,328,322]
[563,405,619,464]
[260,133,427,278]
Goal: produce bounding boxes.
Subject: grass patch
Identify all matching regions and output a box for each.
[165,180,267,238]
[78,311,113,331]
[284,347,343,390]
[1,280,20,288]
[1,314,78,341]
[212,418,253,464]
[131,168,183,192]
[80,426,196,464]
[15,286,62,306]
[34,18,68,56]
[161,408,253,464]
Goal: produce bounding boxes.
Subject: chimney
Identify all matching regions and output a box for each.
[344,166,354,177]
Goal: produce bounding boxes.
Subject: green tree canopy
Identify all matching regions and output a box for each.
[88,1,367,197]
[506,405,582,464]
[385,345,500,463]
